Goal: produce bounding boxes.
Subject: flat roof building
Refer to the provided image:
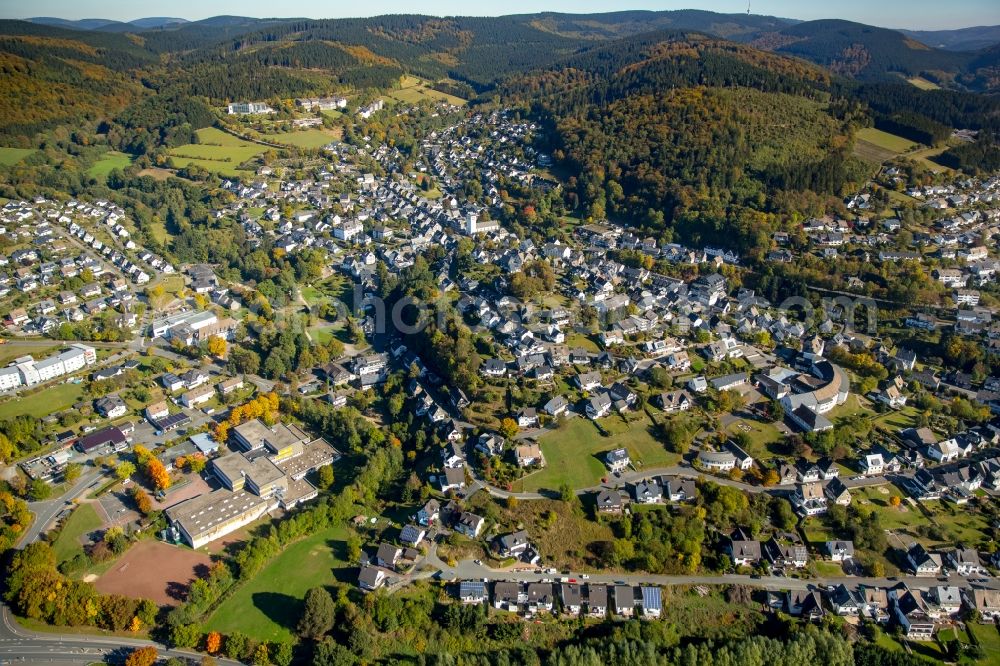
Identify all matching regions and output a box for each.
[166,489,272,549]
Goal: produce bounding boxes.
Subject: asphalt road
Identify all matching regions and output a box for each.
[19,467,104,546]
[0,604,242,665]
[430,556,1000,595]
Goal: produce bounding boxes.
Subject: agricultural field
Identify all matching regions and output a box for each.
[512,413,677,493]
[86,151,133,180]
[907,77,940,90]
[853,127,918,163]
[0,382,85,420]
[385,76,467,107]
[206,525,354,643]
[261,128,341,149]
[167,127,266,176]
[0,147,35,166]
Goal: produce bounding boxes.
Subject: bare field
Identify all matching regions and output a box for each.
[94,540,212,606]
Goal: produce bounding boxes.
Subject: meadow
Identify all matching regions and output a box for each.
[86,151,133,180]
[206,525,353,643]
[511,413,678,493]
[261,128,341,149]
[0,147,35,166]
[385,76,467,107]
[167,127,266,176]
[0,382,85,420]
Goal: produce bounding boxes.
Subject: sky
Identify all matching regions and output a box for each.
[5,0,1000,31]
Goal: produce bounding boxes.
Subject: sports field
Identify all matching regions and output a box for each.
[167,127,266,176]
[206,524,353,642]
[94,540,212,606]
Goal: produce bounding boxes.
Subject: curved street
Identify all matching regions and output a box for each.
[0,604,241,665]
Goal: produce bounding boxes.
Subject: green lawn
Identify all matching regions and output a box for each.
[854,485,930,532]
[261,128,340,149]
[873,627,905,653]
[968,623,1000,664]
[0,382,85,420]
[51,503,103,564]
[564,332,599,353]
[0,342,58,368]
[167,127,266,176]
[206,525,353,643]
[87,151,133,180]
[800,518,835,546]
[874,406,919,431]
[512,413,678,492]
[725,419,783,461]
[0,147,35,166]
[828,393,875,425]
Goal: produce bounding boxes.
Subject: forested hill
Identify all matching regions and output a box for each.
[1,11,998,105]
[750,19,976,84]
[500,30,1000,259]
[499,32,869,257]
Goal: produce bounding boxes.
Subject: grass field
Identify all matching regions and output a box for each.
[167,127,266,176]
[385,76,467,107]
[87,151,133,180]
[565,332,599,353]
[512,413,677,492]
[907,77,940,90]
[873,406,919,431]
[908,145,953,173]
[261,128,340,149]
[0,382,85,420]
[968,623,1000,664]
[206,525,353,643]
[0,147,35,166]
[724,418,783,461]
[0,342,58,368]
[51,503,103,565]
[853,127,918,163]
[147,218,172,244]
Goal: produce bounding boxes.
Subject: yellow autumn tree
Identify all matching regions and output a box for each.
[129,616,142,632]
[207,336,227,358]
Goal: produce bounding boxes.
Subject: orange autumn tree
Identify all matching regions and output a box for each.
[129,486,152,514]
[145,457,171,491]
[205,631,222,654]
[213,392,280,443]
[125,647,157,666]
